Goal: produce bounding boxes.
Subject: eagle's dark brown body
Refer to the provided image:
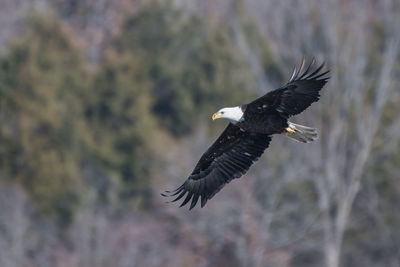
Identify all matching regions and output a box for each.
[238,106,287,134]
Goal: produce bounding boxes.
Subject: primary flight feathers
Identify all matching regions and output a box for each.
[162,58,330,209]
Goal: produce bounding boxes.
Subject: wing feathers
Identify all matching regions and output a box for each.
[289,66,298,82]
[249,58,329,117]
[218,165,232,179]
[190,192,200,210]
[289,56,307,82]
[163,124,272,209]
[298,57,316,79]
[172,190,186,202]
[312,70,330,80]
[180,191,193,207]
[305,62,325,79]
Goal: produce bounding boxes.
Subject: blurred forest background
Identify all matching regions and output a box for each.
[0,0,399,266]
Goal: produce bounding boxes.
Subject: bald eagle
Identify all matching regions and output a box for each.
[163,58,329,209]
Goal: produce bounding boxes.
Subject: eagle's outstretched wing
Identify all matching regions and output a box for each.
[162,123,271,209]
[248,58,330,117]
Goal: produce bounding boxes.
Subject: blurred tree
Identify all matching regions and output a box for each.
[114,1,253,136]
[0,14,89,224]
[228,0,283,92]
[243,1,400,267]
[85,49,157,207]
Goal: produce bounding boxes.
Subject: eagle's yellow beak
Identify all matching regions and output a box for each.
[212,113,222,121]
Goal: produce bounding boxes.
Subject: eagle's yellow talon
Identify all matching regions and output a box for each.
[285,127,296,135]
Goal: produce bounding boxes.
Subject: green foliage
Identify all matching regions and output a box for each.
[0,1,279,224]
[114,1,252,135]
[0,14,88,224]
[85,50,157,204]
[0,13,160,215]
[0,3,257,220]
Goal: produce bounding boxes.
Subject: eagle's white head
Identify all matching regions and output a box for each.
[212,106,244,124]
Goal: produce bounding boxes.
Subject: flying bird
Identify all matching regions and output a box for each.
[163,58,329,209]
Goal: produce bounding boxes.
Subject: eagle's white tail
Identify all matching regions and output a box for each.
[284,122,318,143]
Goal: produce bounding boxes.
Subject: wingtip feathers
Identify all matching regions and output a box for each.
[162,180,208,210]
[289,57,329,83]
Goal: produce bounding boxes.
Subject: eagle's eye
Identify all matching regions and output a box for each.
[221,111,225,114]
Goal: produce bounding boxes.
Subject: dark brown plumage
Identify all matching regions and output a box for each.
[163,58,329,209]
